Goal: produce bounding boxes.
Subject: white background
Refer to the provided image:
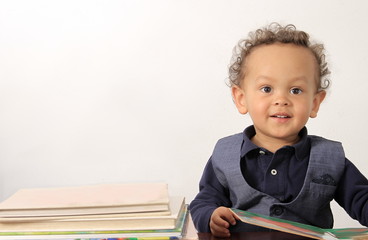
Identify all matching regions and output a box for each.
[1,0,368,228]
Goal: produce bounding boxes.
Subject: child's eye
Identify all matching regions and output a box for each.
[290,88,303,95]
[260,86,272,93]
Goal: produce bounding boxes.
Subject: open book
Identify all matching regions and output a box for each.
[231,208,368,240]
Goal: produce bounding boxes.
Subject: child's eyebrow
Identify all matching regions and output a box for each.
[288,77,310,85]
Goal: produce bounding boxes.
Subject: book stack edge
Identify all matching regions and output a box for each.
[0,182,193,240]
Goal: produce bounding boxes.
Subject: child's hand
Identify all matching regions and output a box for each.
[210,206,239,237]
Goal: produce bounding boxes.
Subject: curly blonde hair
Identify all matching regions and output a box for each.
[228,23,330,91]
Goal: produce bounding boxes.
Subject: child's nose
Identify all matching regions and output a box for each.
[273,95,290,106]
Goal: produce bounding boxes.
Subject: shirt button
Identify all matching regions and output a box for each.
[271,206,284,216]
[271,169,277,175]
[259,150,266,155]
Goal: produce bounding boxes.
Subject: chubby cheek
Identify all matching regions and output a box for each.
[295,103,313,120]
[248,100,269,119]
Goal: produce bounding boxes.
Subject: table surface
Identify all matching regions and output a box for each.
[196,232,315,240]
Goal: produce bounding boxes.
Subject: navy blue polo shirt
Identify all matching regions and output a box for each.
[240,126,310,202]
[190,126,368,232]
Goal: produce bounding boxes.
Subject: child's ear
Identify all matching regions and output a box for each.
[310,90,326,118]
[232,86,248,115]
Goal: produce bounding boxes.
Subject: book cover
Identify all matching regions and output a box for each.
[231,208,368,240]
[0,183,169,217]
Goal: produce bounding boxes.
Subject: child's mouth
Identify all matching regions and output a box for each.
[272,115,290,118]
[271,113,291,119]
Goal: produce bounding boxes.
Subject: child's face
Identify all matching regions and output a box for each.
[232,43,326,145]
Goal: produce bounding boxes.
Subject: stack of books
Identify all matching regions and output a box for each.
[0,182,190,240]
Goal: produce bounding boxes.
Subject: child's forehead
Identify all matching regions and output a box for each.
[243,43,319,86]
[246,43,318,71]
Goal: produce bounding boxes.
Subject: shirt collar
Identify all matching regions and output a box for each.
[240,125,310,161]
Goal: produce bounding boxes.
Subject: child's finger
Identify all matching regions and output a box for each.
[210,222,231,238]
[221,209,238,225]
[213,214,230,228]
[232,210,241,221]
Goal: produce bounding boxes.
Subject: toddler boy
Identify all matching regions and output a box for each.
[190,23,368,238]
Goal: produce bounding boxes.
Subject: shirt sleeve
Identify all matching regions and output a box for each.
[334,158,368,226]
[189,157,232,232]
